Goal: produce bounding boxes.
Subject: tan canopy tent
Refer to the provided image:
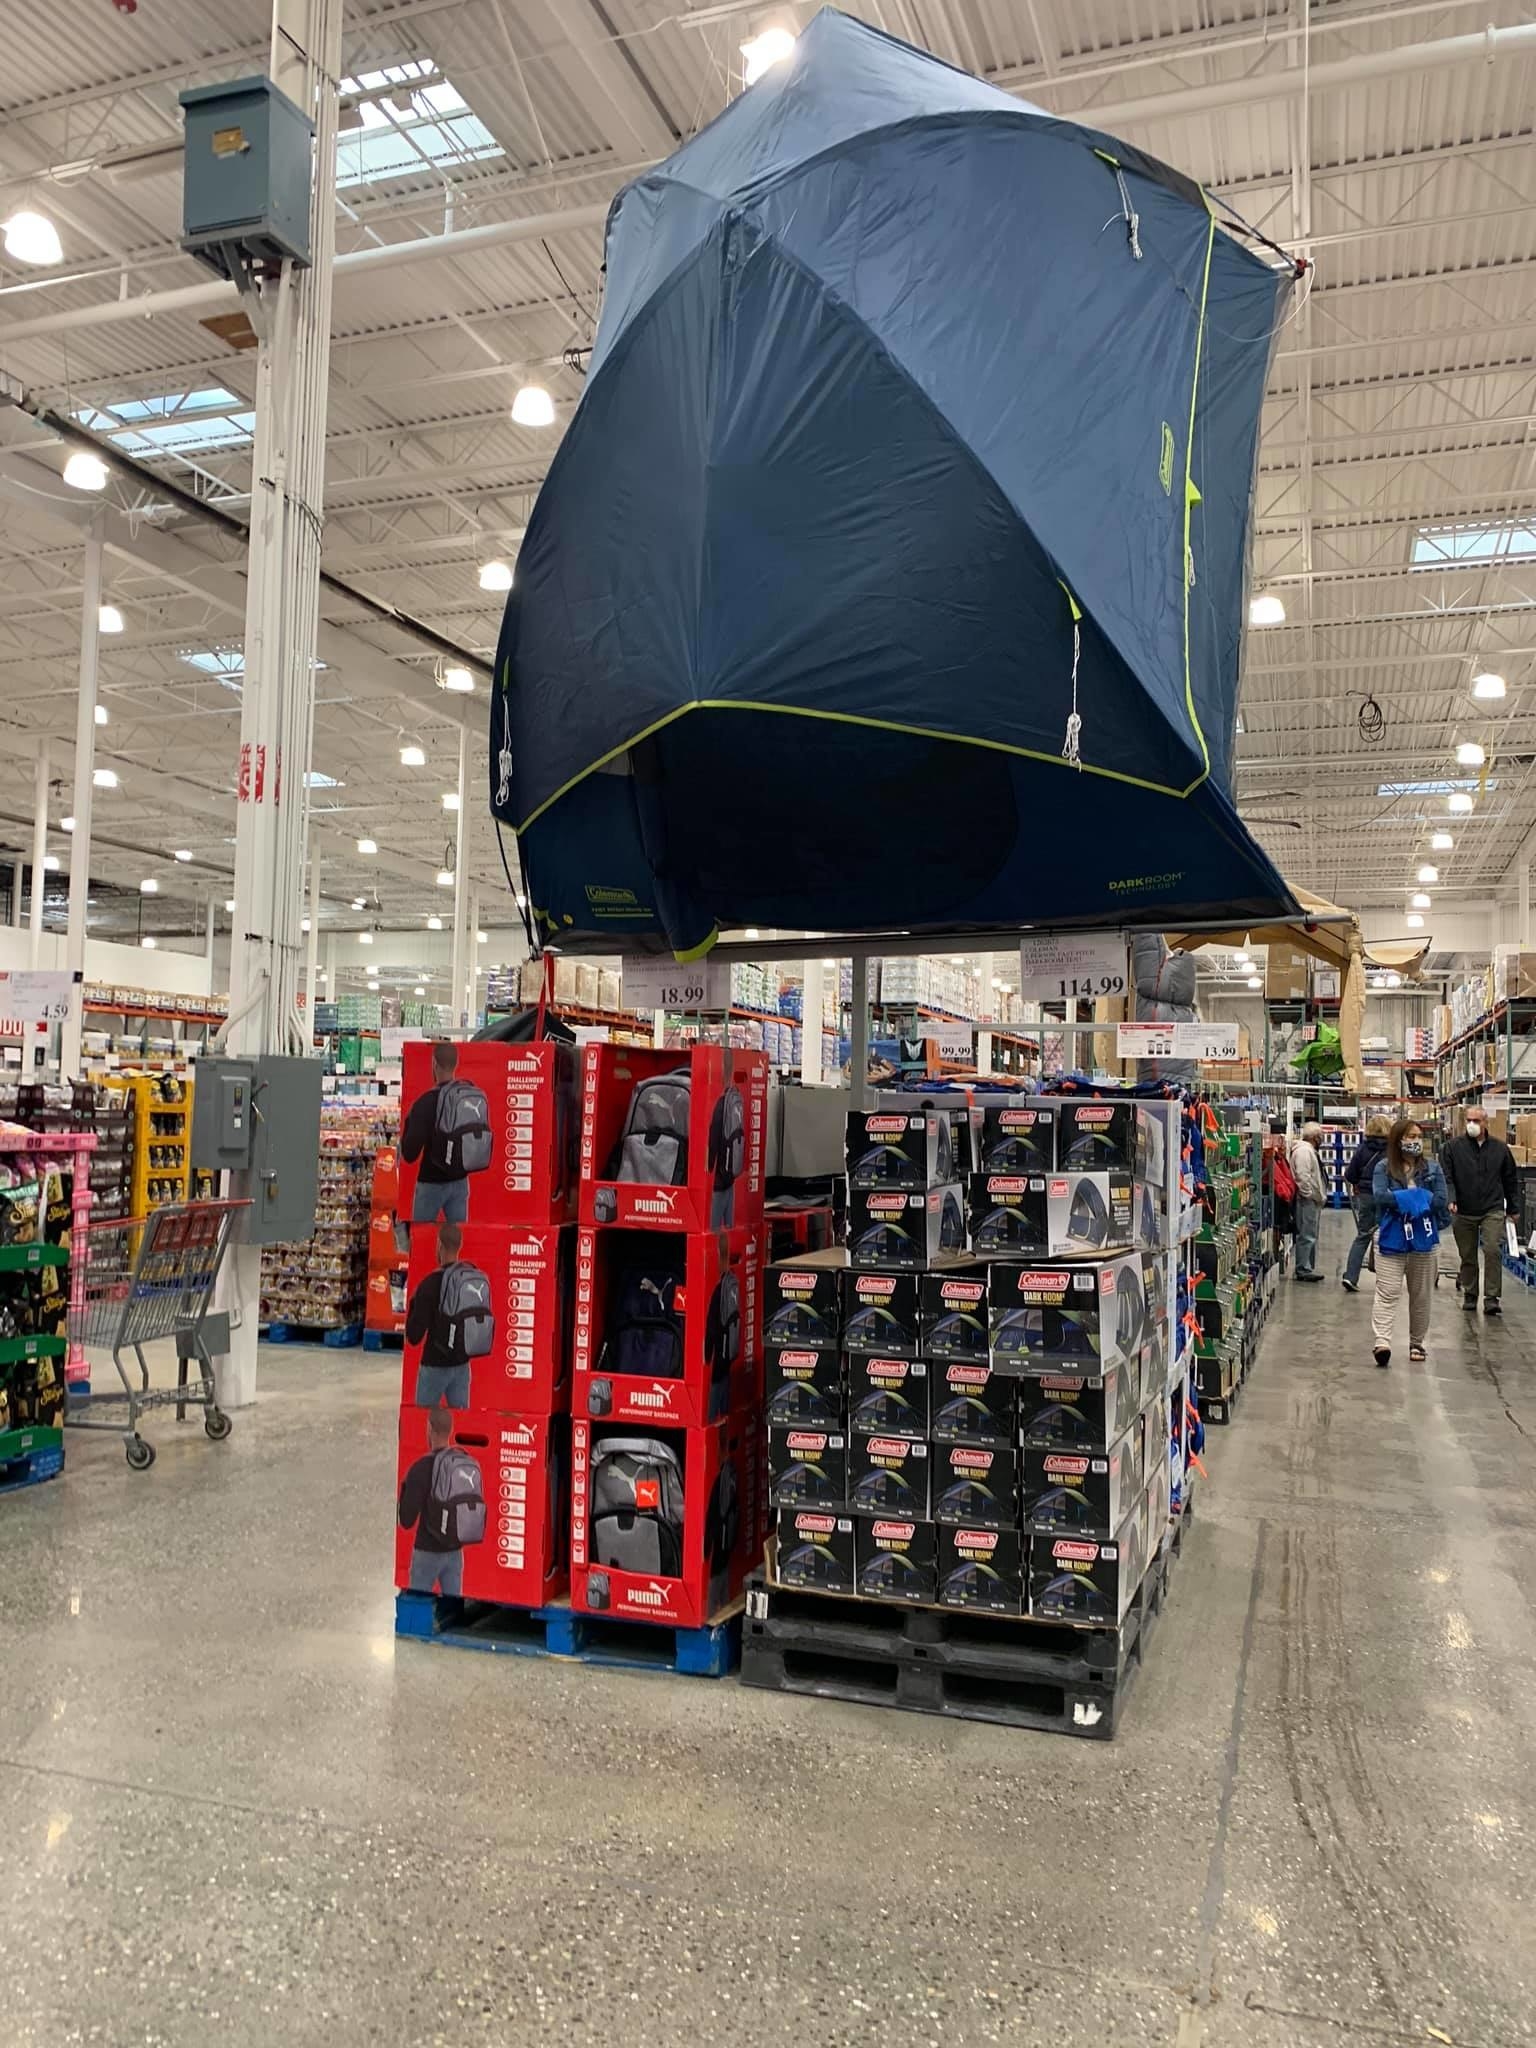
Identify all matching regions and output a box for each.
[1166,885,1432,1092]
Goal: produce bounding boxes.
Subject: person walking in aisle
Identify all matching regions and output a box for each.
[1442,1111,1521,1317]
[1341,1113,1392,1293]
[1371,1116,1451,1368]
[1290,1121,1328,1281]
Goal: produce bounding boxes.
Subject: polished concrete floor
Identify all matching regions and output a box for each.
[2,1216,1533,2047]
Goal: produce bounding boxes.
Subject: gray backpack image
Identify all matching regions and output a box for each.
[708,1085,746,1185]
[435,1262,494,1359]
[430,1078,493,1174]
[610,1071,692,1185]
[428,1446,487,1546]
[589,1436,686,1575]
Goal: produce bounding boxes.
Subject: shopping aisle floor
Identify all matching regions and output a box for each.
[2,1220,1533,2048]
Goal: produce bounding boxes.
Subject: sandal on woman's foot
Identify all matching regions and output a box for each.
[1374,1346,1391,1369]
[1409,1344,1427,1363]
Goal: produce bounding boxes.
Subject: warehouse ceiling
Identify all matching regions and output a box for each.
[0,0,1532,954]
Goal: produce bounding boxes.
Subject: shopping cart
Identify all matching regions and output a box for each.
[66,1200,246,1471]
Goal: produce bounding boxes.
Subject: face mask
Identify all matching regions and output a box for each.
[1402,1139,1424,1158]
[1466,1123,1483,1140]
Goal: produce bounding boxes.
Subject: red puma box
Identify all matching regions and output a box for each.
[572,1225,760,1428]
[394,1407,566,1607]
[399,1039,579,1229]
[401,1222,572,1414]
[570,1412,759,1629]
[578,1042,768,1233]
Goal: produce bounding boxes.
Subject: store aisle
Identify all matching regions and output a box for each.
[1,1240,1532,2048]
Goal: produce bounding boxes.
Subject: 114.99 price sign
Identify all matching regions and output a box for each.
[1016,932,1128,1005]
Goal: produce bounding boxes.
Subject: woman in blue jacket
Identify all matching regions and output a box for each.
[1370,1116,1451,1367]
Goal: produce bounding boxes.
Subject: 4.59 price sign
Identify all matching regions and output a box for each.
[1017,932,1129,1006]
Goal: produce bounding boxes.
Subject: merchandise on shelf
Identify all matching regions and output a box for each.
[364,1146,408,1339]
[260,1102,394,1331]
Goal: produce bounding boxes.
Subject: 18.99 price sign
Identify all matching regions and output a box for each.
[1017,932,1128,1005]
[622,957,731,1014]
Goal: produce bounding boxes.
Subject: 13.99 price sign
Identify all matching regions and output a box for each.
[1017,932,1128,1005]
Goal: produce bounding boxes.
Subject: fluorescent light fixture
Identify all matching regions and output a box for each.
[1406,913,1425,929]
[367,979,380,991]
[510,383,555,428]
[744,927,760,941]
[440,665,474,693]
[1431,831,1454,851]
[741,25,796,81]
[94,703,108,726]
[42,854,59,871]
[1387,973,1403,988]
[413,984,426,996]
[63,449,108,491]
[515,892,526,910]
[173,849,192,862]
[478,559,513,592]
[1416,864,1438,884]
[436,868,454,887]
[357,836,377,853]
[300,917,311,932]
[1448,792,1474,813]
[1471,671,1507,701]
[3,209,63,266]
[1246,974,1262,989]
[304,771,340,790]
[140,934,156,950]
[475,928,487,943]
[427,914,443,930]
[399,743,426,767]
[1455,740,1486,767]
[98,604,124,634]
[1410,891,1432,909]
[351,896,367,910]
[92,767,117,789]
[139,878,158,894]
[359,931,374,944]
[441,792,460,811]
[1248,592,1286,627]
[60,816,75,832]
[224,897,236,912]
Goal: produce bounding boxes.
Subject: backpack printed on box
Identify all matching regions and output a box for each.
[704,1269,741,1381]
[434,1261,494,1360]
[430,1079,493,1174]
[708,1086,745,1187]
[589,1436,686,1575]
[609,1070,692,1185]
[428,1446,487,1545]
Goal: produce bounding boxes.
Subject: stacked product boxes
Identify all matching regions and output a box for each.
[570,1043,769,1627]
[393,1039,581,1609]
[364,1145,407,1343]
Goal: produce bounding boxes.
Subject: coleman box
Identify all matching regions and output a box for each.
[846,1184,967,1270]
[842,1267,922,1357]
[930,1437,1019,1529]
[1056,1100,1148,1178]
[763,1256,843,1350]
[966,1174,1049,1256]
[1016,1361,1140,1452]
[937,1524,1026,1614]
[988,1253,1145,1377]
[978,1104,1056,1174]
[1021,1427,1143,1537]
[765,1345,845,1430]
[848,1433,931,1518]
[848,1353,930,1439]
[1028,1511,1146,1624]
[395,1408,566,1608]
[767,1425,848,1507]
[1045,1171,1135,1254]
[402,1221,573,1415]
[572,1225,759,1429]
[399,1039,579,1229]
[845,1108,956,1191]
[854,1516,937,1605]
[579,1042,768,1234]
[919,1268,990,1362]
[773,1507,856,1595]
[929,1358,1016,1444]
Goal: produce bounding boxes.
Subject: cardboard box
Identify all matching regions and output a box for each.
[1029,1511,1145,1623]
[572,1225,758,1428]
[919,1268,990,1361]
[966,1173,1050,1254]
[845,1108,956,1191]
[1264,941,1310,1001]
[399,1039,579,1228]
[1021,1426,1142,1536]
[394,1408,566,1607]
[842,1268,922,1357]
[1057,1101,1146,1177]
[579,1042,768,1233]
[854,1515,937,1605]
[929,1358,1016,1444]
[846,1184,966,1269]
[1045,1171,1135,1254]
[767,1424,848,1506]
[763,1257,842,1350]
[402,1222,572,1414]
[848,1433,932,1518]
[1016,1362,1140,1451]
[765,1345,844,1430]
[930,1437,1018,1528]
[571,1414,756,1628]
[848,1354,930,1439]
[988,1253,1145,1376]
[773,1507,857,1594]
[936,1524,1026,1613]
[978,1104,1056,1174]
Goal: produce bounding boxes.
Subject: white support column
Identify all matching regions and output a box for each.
[10,861,22,929]
[801,961,825,1085]
[304,852,321,1026]
[1521,860,1531,949]
[205,893,216,985]
[467,885,481,1030]
[58,521,103,1079]
[450,725,469,1031]
[29,739,50,968]
[849,946,871,1109]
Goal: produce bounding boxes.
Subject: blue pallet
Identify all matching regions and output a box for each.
[1501,1252,1536,1289]
[0,1444,64,1497]
[395,1590,741,1678]
[261,1321,364,1348]
[362,1328,403,1352]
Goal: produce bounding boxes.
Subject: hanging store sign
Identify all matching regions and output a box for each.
[926,1022,975,1061]
[622,958,730,1013]
[1116,1021,1241,1062]
[1117,1022,1175,1061]
[0,971,73,1023]
[1018,931,1128,1004]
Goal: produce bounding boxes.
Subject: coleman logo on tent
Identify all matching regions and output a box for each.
[861,1115,911,1135]
[1053,1539,1102,1563]
[949,1364,989,1387]
[867,1358,910,1380]
[1049,1178,1070,1196]
[1045,1455,1091,1478]
[987,1176,1028,1195]
[1101,1271,1117,1293]
[938,1281,984,1306]
[853,1277,897,1300]
[871,1521,916,1543]
[1076,1109,1115,1128]
[786,1431,830,1453]
[950,1448,993,1472]
[1018,1271,1070,1291]
[1000,1110,1043,1130]
[866,1192,909,1215]
[956,1529,999,1556]
[867,1437,913,1459]
[795,1514,837,1536]
[1042,1377,1086,1393]
[779,1273,818,1296]
[778,1351,817,1373]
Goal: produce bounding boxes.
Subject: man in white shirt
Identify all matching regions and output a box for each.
[1290,1122,1328,1282]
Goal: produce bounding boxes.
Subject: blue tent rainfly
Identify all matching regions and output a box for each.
[490,6,1298,958]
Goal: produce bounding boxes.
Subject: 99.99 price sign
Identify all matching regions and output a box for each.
[1016,932,1128,1005]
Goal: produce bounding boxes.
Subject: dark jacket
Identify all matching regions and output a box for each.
[1442,1133,1519,1216]
[405,1266,453,1368]
[397,1449,456,1553]
[1345,1134,1387,1195]
[400,1083,457,1185]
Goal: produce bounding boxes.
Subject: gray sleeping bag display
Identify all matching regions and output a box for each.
[1131,933,1198,1084]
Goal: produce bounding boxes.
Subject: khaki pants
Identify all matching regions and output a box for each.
[1452,1210,1505,1302]
[1371,1251,1435,1351]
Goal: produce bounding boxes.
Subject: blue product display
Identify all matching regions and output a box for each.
[491,8,1297,955]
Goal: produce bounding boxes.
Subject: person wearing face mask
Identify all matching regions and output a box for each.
[1370,1117,1451,1367]
[1442,1110,1521,1317]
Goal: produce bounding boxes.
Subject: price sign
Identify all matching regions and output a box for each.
[1018,932,1128,1005]
[1174,1022,1240,1061]
[1117,1021,1175,1060]
[926,1022,974,1062]
[0,971,73,1023]
[622,957,730,1014]
[380,1026,425,1060]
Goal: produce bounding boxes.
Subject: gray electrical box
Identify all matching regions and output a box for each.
[192,1054,324,1245]
[179,75,313,280]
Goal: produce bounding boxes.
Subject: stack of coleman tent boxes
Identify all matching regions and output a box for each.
[393,1039,581,1610]
[569,1044,769,1627]
[766,1096,1184,1621]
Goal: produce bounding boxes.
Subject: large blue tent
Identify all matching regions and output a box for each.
[490,7,1297,957]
